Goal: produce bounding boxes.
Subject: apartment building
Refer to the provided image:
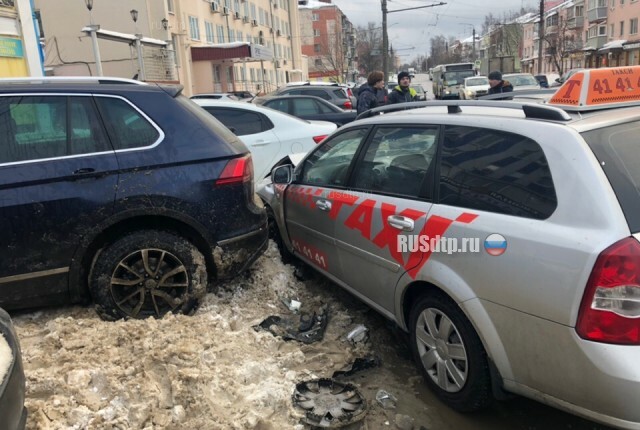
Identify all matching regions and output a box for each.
[34,0,304,96]
[602,0,640,67]
[298,0,356,82]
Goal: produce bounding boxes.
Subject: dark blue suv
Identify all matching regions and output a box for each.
[0,77,267,320]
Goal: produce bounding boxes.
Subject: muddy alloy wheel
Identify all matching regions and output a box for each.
[89,230,207,320]
[409,293,492,412]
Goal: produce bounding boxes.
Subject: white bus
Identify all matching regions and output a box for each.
[431,63,475,99]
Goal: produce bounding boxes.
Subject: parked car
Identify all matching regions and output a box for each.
[190,93,241,102]
[502,73,541,91]
[275,83,356,110]
[534,73,560,88]
[255,95,357,127]
[0,308,26,430]
[413,84,427,101]
[459,76,490,99]
[260,66,640,429]
[229,90,256,100]
[550,68,586,87]
[192,98,337,179]
[0,77,268,320]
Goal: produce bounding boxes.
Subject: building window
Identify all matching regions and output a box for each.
[610,23,615,36]
[205,22,214,43]
[632,18,639,34]
[312,13,319,21]
[171,35,179,66]
[167,0,174,13]
[314,43,321,52]
[217,25,225,43]
[314,29,321,37]
[189,16,200,40]
[229,29,236,42]
[315,58,322,67]
[621,21,625,36]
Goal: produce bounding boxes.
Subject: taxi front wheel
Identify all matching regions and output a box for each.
[409,293,492,412]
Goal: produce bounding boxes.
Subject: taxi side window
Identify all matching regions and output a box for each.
[299,128,368,187]
[351,126,438,198]
[439,125,557,219]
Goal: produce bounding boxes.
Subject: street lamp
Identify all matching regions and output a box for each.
[161,18,169,31]
[84,0,103,76]
[130,9,145,81]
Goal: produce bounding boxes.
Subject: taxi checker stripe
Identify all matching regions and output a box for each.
[406,212,478,279]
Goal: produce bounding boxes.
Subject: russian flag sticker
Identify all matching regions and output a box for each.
[484,233,507,256]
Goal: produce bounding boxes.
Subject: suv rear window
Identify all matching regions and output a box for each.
[582,121,640,232]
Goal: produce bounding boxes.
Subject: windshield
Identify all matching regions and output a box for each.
[443,70,475,85]
[582,121,640,232]
[466,78,488,86]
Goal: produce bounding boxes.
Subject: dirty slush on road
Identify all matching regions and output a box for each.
[12,242,436,430]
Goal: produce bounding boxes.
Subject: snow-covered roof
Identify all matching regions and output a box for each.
[299,0,336,9]
[191,42,249,49]
[600,39,627,51]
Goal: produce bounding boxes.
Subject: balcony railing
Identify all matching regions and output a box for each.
[587,7,607,22]
[568,16,585,29]
[586,34,607,48]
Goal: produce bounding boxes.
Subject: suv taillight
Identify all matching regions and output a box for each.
[576,237,640,345]
[343,100,352,110]
[216,154,253,186]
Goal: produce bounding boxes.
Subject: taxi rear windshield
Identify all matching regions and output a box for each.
[582,121,640,232]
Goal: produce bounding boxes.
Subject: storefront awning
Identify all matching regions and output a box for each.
[81,27,167,48]
[191,42,273,62]
[624,40,640,50]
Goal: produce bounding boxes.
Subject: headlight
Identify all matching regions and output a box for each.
[445,90,451,94]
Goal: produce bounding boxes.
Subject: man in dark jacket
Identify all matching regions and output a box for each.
[357,70,385,115]
[387,71,418,104]
[487,70,514,97]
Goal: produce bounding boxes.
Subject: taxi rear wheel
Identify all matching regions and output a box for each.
[409,293,492,412]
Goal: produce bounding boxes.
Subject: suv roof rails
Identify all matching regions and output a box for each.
[355,100,572,122]
[0,77,148,86]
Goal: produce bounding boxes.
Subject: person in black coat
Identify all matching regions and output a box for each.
[487,70,514,98]
[387,71,419,104]
[357,71,385,115]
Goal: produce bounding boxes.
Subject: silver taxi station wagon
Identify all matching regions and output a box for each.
[260,66,640,429]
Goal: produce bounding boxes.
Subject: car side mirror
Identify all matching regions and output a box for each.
[272,164,293,184]
[555,78,561,83]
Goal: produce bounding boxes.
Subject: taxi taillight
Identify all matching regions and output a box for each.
[576,237,640,345]
[216,154,253,186]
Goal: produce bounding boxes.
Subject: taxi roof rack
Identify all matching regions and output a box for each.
[355,100,572,122]
[0,77,148,85]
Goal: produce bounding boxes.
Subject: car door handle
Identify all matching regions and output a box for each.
[316,199,332,211]
[73,168,96,175]
[387,215,415,232]
[253,140,271,146]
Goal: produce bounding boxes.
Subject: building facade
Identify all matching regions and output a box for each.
[0,0,43,77]
[34,0,304,96]
[298,0,355,82]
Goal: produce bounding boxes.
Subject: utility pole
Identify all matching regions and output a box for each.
[472,27,476,61]
[382,0,388,82]
[382,1,446,82]
[537,0,544,74]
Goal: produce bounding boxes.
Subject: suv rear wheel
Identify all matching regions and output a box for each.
[89,230,208,320]
[409,293,491,412]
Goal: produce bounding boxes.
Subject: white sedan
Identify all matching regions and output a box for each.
[192,99,337,180]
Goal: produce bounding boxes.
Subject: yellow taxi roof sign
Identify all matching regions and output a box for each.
[549,66,640,111]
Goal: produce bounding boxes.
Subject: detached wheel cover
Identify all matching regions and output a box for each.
[415,308,469,393]
[110,248,189,318]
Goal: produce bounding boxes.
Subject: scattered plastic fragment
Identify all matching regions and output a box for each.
[346,324,368,344]
[253,306,328,344]
[332,355,380,378]
[375,389,397,409]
